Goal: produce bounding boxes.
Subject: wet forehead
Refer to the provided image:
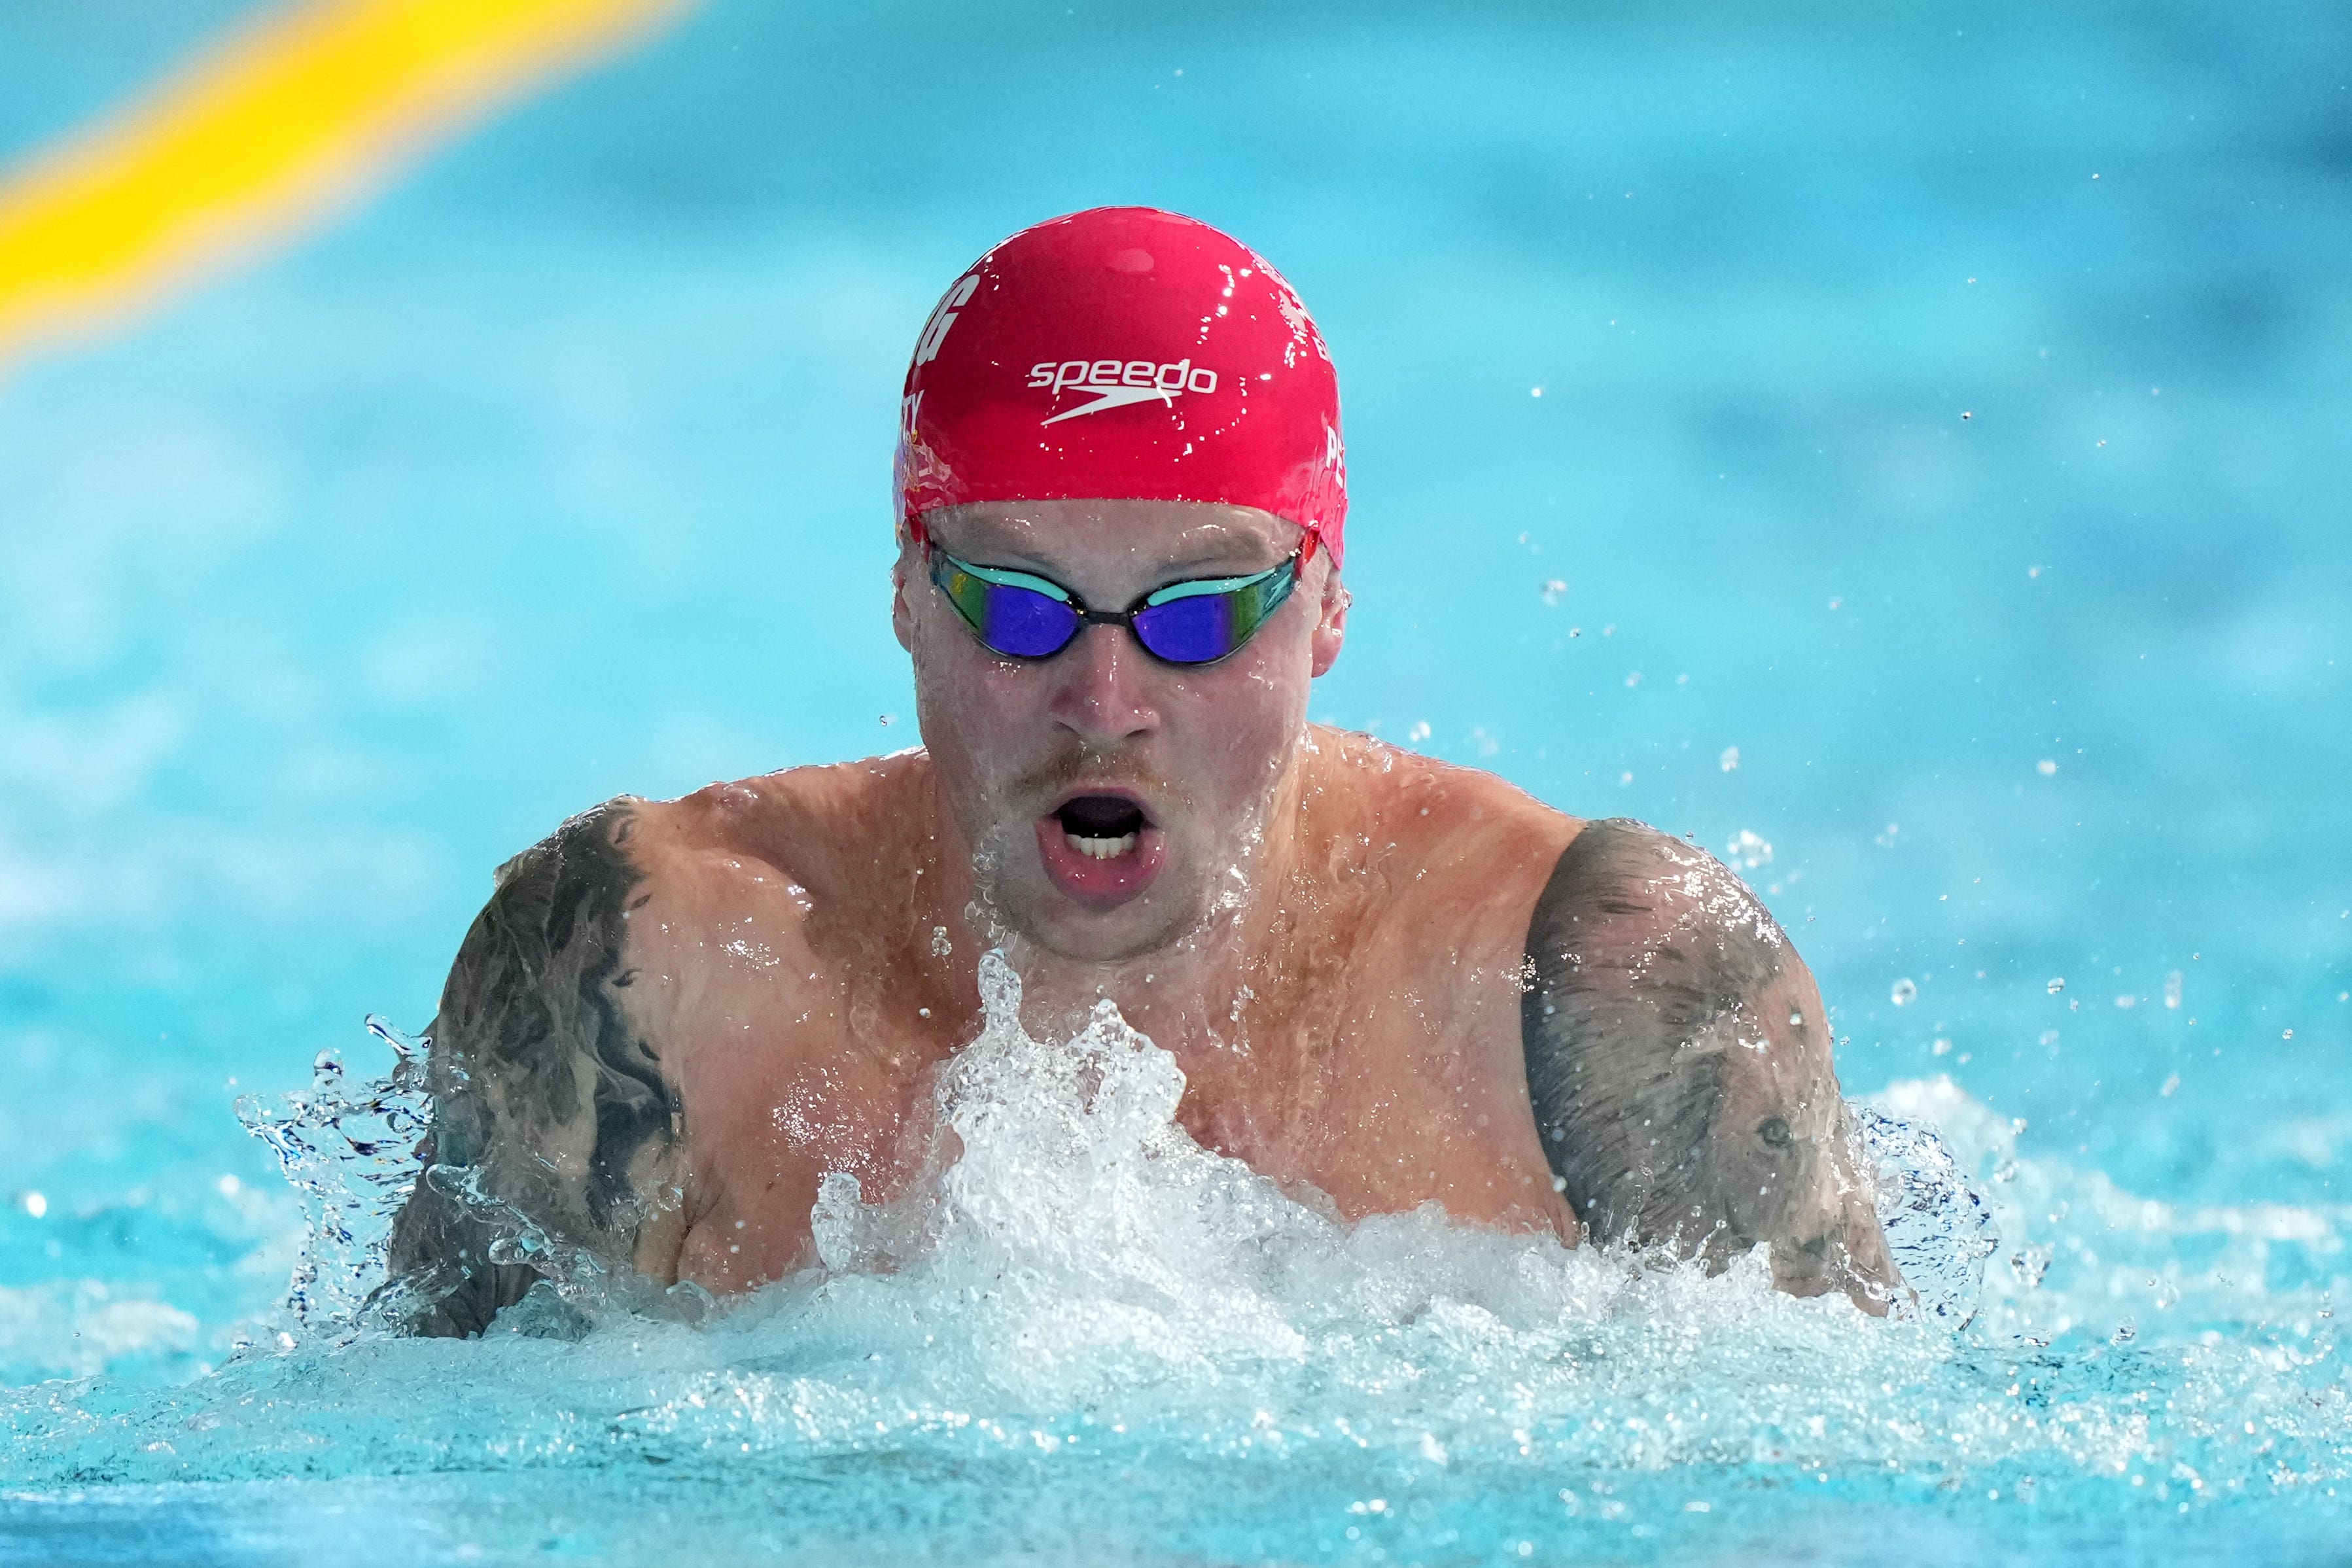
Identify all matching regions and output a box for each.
[927,500,1300,590]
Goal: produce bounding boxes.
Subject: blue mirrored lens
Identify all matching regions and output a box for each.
[1131,594,1232,663]
[978,582,1080,657]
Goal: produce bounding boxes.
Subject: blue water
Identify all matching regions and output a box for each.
[3,1,2348,1561]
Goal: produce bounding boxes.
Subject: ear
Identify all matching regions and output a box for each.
[890,540,917,653]
[1309,565,1350,678]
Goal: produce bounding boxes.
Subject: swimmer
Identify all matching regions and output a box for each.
[387,207,1896,1335]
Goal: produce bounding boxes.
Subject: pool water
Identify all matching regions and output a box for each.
[3,1,2347,1562]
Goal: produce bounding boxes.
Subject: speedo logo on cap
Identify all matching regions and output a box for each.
[1027,356,1220,425]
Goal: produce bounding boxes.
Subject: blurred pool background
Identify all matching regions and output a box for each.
[1,1,2347,1561]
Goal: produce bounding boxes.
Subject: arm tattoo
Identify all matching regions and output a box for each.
[385,801,681,1336]
[1522,818,1894,1301]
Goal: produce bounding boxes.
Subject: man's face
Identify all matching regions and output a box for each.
[894,500,1347,964]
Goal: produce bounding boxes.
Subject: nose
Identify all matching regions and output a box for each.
[1046,621,1160,749]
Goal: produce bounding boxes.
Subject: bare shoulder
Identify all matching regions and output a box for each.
[601,751,948,1059]
[646,750,934,894]
[1305,725,1581,874]
[1519,818,1898,1308]
[1299,729,1584,1013]
[385,755,931,1334]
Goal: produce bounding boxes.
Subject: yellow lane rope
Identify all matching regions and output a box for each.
[0,0,690,378]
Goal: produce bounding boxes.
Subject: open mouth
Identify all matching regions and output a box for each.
[1055,793,1148,860]
[1034,792,1166,907]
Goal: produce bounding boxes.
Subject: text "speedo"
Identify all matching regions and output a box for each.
[1027,357,1221,394]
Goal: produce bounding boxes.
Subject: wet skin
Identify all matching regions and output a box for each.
[387,501,1895,1334]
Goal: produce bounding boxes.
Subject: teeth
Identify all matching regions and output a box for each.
[1064,831,1137,861]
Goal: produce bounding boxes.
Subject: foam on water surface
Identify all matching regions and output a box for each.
[5,954,2347,1563]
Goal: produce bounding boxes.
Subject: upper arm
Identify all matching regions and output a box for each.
[1520,818,1896,1308]
[385,799,684,1335]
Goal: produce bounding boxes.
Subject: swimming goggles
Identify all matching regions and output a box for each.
[922,532,1309,666]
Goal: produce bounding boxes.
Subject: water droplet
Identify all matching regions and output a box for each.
[22,1191,46,1219]
[1891,978,1919,1006]
[1407,721,1431,742]
[2037,759,2058,776]
[1719,745,1740,772]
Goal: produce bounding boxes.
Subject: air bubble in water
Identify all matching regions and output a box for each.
[2009,1244,2052,1289]
[1723,829,1772,869]
[1891,978,1918,1006]
[2046,977,2066,994]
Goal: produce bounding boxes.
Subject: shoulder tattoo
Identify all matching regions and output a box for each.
[1521,818,1895,1301]
[387,801,681,1334]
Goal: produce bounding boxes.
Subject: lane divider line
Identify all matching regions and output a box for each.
[0,0,692,378]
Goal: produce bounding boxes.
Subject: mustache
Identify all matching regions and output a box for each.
[1009,746,1194,816]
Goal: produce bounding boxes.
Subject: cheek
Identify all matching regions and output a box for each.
[1167,643,1310,793]
[913,620,1037,780]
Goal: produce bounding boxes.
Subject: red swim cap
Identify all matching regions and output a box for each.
[894,207,1348,567]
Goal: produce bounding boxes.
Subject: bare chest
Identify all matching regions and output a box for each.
[665,951,1567,1293]
[1164,962,1568,1234]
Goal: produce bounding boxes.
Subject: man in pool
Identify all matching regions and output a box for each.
[387,207,1897,1335]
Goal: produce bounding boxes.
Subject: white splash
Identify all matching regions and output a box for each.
[12,972,2343,1531]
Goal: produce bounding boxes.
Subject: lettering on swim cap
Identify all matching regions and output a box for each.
[894,206,1348,567]
[913,274,979,366]
[1020,355,1220,425]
